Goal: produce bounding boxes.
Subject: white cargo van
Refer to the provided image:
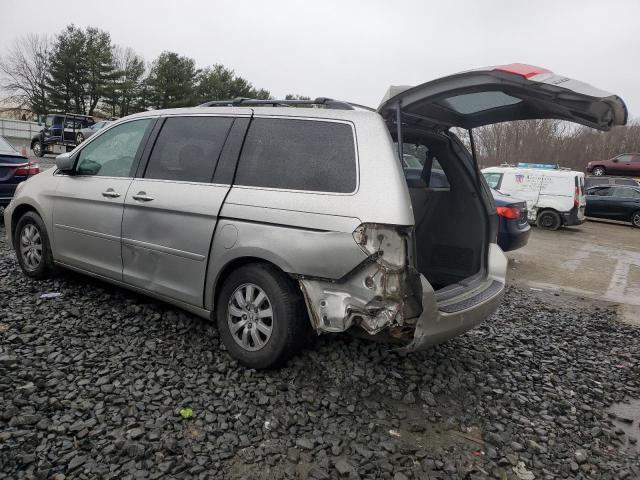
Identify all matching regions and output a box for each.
[482,165,586,230]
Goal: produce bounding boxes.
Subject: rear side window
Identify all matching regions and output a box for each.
[235,118,357,193]
[610,186,636,197]
[400,143,450,189]
[145,116,233,183]
[483,172,503,189]
[615,178,637,186]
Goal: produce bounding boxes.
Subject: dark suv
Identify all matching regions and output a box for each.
[31,113,95,157]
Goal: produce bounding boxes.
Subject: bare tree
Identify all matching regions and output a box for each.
[473,119,640,171]
[0,34,51,116]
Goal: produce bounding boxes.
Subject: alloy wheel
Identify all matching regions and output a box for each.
[227,283,274,351]
[592,167,605,176]
[32,143,41,156]
[633,212,640,228]
[20,224,43,270]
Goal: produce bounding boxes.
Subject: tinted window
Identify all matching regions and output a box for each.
[400,143,450,189]
[235,118,356,193]
[585,177,608,187]
[587,187,609,196]
[610,186,636,197]
[76,119,151,177]
[613,178,637,186]
[438,91,521,114]
[145,116,233,183]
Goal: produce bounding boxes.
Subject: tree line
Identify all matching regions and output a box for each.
[472,119,640,171]
[0,25,285,119]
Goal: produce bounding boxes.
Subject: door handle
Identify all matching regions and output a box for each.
[102,189,120,198]
[132,192,154,202]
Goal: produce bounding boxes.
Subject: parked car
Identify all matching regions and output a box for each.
[585,176,639,188]
[585,185,640,228]
[5,63,627,368]
[76,120,112,144]
[482,166,586,230]
[491,189,530,251]
[0,136,40,207]
[31,113,95,157]
[586,153,640,177]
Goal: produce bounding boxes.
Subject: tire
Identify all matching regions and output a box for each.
[632,210,640,229]
[216,263,309,369]
[31,141,44,157]
[14,211,56,279]
[76,133,84,144]
[536,209,561,230]
[592,166,605,176]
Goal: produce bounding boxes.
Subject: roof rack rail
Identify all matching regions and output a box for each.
[197,97,375,111]
[62,112,94,118]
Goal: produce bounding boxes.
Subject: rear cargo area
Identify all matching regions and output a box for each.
[401,130,489,290]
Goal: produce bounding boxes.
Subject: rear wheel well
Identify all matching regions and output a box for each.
[213,257,297,309]
[536,208,562,229]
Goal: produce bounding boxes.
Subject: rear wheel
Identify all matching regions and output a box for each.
[14,211,56,279]
[632,211,640,228]
[216,263,308,369]
[31,141,44,157]
[537,209,561,230]
[76,133,84,144]
[592,166,606,176]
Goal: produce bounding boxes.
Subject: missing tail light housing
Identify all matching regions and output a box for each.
[353,223,407,271]
[496,206,520,219]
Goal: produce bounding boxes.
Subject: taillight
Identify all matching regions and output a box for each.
[574,185,580,208]
[14,161,40,176]
[496,206,520,219]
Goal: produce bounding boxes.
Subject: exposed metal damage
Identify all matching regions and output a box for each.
[299,256,423,338]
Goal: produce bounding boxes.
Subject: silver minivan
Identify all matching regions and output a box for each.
[4,64,627,368]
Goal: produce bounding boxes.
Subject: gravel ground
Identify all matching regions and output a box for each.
[1,217,639,480]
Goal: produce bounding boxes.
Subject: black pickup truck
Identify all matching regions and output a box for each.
[31,113,94,157]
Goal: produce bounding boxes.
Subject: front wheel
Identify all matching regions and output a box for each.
[14,211,56,279]
[592,166,606,176]
[216,263,308,369]
[537,210,561,230]
[31,141,44,157]
[632,210,640,228]
[76,133,84,144]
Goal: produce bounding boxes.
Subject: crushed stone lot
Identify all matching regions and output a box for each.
[1,219,639,480]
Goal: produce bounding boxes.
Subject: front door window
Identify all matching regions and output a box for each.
[76,119,152,177]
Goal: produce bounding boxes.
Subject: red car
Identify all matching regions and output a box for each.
[587,153,640,177]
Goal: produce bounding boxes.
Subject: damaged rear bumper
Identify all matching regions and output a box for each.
[299,243,507,349]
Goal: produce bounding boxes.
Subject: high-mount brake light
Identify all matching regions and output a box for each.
[493,63,551,79]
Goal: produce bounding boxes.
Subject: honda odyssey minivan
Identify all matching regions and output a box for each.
[4,64,627,368]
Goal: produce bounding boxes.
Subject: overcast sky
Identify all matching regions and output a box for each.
[1,0,639,117]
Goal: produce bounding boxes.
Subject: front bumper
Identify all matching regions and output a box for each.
[402,243,507,351]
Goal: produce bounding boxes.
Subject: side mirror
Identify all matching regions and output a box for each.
[55,152,75,172]
[612,158,619,163]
